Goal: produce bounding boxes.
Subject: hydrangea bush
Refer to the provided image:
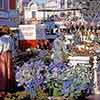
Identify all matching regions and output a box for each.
[15,54,94,99]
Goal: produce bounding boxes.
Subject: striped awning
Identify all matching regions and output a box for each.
[0,19,17,27]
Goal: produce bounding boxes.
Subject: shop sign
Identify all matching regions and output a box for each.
[19,25,36,40]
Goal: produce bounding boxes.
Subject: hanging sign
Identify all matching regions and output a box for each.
[19,25,36,40]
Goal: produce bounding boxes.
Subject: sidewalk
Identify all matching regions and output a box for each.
[86,95,100,100]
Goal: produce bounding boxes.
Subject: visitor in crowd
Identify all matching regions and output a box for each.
[43,41,48,50]
[0,26,15,97]
[55,29,59,35]
[74,31,81,45]
[36,40,41,50]
[10,32,17,56]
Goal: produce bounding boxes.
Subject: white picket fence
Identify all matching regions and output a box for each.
[68,56,100,94]
[68,56,90,65]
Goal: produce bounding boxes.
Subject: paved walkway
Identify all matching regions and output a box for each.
[86,95,100,100]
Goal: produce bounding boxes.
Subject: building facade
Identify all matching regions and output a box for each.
[0,0,18,27]
[23,0,81,23]
[0,0,16,10]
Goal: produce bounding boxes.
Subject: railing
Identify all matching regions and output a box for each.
[45,34,57,39]
[68,56,100,94]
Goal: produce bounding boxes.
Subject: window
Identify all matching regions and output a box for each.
[0,0,3,8]
[67,0,72,8]
[32,11,36,17]
[10,0,16,9]
[60,0,65,8]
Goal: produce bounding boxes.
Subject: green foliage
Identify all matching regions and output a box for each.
[43,56,52,65]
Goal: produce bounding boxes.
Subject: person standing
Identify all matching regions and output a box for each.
[51,35,65,63]
[0,26,15,96]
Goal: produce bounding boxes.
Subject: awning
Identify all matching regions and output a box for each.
[0,19,17,27]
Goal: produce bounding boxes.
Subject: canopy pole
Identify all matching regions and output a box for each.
[93,56,100,94]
